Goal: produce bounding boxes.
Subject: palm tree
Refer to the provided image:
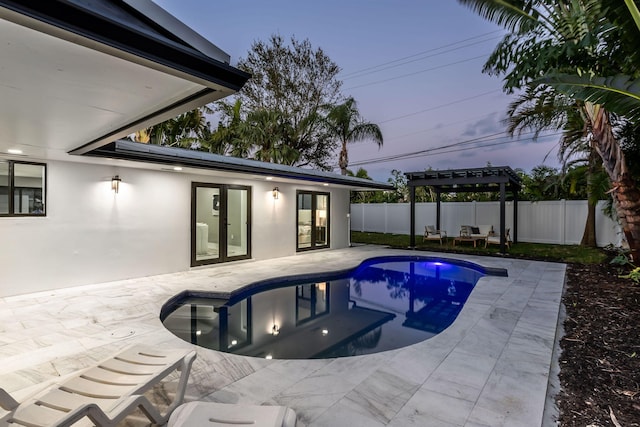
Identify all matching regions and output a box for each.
[458,0,640,259]
[324,98,383,175]
[133,107,211,149]
[505,84,608,246]
[202,99,251,157]
[241,109,300,165]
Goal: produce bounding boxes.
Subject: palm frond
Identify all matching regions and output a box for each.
[457,0,541,32]
[537,73,640,121]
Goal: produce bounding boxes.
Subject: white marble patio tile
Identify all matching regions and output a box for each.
[207,363,300,404]
[467,284,506,305]
[388,388,474,427]
[472,357,549,427]
[271,372,360,425]
[507,321,556,364]
[310,399,387,427]
[383,344,449,385]
[464,404,508,426]
[422,348,498,402]
[266,358,331,381]
[341,368,420,424]
[493,283,536,312]
[455,307,520,358]
[316,351,393,385]
[519,298,562,330]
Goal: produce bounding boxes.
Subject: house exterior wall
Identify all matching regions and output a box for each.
[0,159,351,297]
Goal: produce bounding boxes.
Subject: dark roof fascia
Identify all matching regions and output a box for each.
[88,140,395,191]
[405,166,522,191]
[0,0,250,91]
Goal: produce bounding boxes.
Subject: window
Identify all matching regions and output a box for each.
[296,190,329,251]
[0,160,46,216]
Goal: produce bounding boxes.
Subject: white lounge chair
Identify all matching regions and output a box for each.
[485,228,511,249]
[168,401,297,427]
[0,345,196,427]
[423,225,447,244]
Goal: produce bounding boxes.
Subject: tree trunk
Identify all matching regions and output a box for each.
[581,143,598,247]
[338,140,348,175]
[581,199,597,247]
[586,103,640,260]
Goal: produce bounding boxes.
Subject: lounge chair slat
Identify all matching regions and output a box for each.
[60,377,138,399]
[99,358,167,375]
[9,401,85,427]
[115,348,187,366]
[82,366,153,386]
[36,388,120,412]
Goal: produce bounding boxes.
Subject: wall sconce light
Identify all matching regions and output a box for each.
[321,329,329,336]
[272,324,280,335]
[272,187,279,199]
[111,175,121,193]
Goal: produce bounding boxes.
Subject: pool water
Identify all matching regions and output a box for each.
[161,257,492,359]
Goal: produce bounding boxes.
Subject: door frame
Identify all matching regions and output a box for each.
[191,182,252,267]
[296,190,330,252]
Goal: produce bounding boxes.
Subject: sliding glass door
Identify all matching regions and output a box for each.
[192,183,251,266]
[297,191,329,251]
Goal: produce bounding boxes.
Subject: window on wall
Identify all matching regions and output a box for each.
[296,190,329,251]
[0,160,46,216]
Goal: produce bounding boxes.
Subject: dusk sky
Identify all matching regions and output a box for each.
[154,0,561,181]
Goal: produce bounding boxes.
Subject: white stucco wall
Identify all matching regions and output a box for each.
[0,159,351,297]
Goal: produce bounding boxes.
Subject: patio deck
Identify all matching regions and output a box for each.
[0,246,565,426]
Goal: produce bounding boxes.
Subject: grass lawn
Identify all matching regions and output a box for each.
[351,231,608,264]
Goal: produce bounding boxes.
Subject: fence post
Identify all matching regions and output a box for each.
[384,203,388,234]
[561,199,566,245]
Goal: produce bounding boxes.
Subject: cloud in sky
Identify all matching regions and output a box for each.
[462,112,503,137]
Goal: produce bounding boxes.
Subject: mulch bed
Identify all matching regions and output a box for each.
[559,262,640,426]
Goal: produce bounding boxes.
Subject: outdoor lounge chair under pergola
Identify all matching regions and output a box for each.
[405,166,522,254]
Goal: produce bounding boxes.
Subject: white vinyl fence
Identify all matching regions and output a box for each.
[350,200,623,247]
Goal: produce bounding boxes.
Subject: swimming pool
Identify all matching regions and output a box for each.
[161,256,506,359]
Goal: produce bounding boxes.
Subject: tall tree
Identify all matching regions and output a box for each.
[458,0,640,258]
[506,84,607,246]
[323,97,383,175]
[234,34,342,170]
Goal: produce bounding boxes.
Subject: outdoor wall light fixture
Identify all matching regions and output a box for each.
[321,329,329,336]
[111,175,121,193]
[272,324,280,335]
[272,187,279,199]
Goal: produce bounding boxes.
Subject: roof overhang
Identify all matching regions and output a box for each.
[0,0,250,160]
[88,140,395,191]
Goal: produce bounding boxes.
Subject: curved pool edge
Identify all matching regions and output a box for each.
[160,254,507,323]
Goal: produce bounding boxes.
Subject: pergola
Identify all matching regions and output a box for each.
[405,166,522,253]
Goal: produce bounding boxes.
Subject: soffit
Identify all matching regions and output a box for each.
[0,1,249,162]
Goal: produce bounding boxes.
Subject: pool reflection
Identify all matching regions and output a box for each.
[161,259,483,359]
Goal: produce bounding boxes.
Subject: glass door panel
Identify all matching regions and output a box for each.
[226,187,249,258]
[297,193,312,249]
[315,194,328,246]
[195,186,221,262]
[0,161,8,214]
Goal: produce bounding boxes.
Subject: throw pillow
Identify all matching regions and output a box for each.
[471,226,480,234]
